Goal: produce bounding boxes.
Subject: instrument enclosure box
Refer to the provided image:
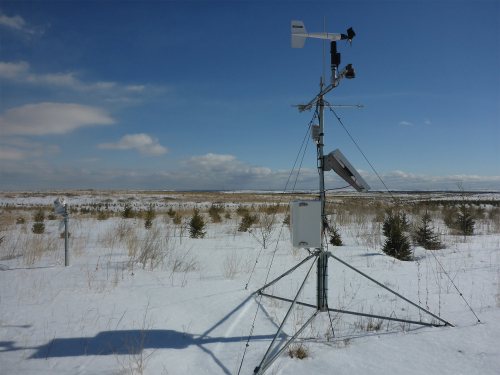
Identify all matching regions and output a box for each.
[290,200,322,248]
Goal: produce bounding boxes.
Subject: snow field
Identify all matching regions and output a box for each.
[0,192,499,374]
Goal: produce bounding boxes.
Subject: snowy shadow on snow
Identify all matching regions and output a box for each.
[359,253,384,257]
[18,295,280,375]
[24,329,275,359]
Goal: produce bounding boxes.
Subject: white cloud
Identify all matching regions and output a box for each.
[0,61,116,90]
[0,137,60,160]
[0,14,43,35]
[399,121,412,125]
[97,134,168,157]
[424,118,431,125]
[125,85,145,91]
[0,103,115,135]
[0,14,26,30]
[79,158,101,163]
[1,148,499,191]
[0,61,30,79]
[0,146,26,160]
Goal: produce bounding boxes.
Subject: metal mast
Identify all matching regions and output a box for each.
[317,77,328,311]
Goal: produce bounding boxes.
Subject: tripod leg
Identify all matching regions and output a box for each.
[254,253,316,295]
[254,258,317,374]
[257,310,319,375]
[327,252,454,327]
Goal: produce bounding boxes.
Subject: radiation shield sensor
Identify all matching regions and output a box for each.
[324,149,370,192]
[290,200,322,248]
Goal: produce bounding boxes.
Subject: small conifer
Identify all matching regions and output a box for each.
[382,209,412,261]
[413,211,442,250]
[457,204,475,236]
[31,210,45,234]
[329,227,343,246]
[238,212,258,232]
[189,209,206,238]
[144,204,156,229]
[122,203,135,219]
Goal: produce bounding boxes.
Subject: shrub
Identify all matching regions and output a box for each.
[381,209,412,261]
[16,217,26,225]
[287,341,309,359]
[189,209,206,238]
[265,204,280,215]
[97,210,109,220]
[137,227,165,270]
[144,204,156,230]
[329,227,343,246]
[59,232,71,238]
[47,213,57,220]
[442,206,456,229]
[122,203,135,219]
[208,204,224,223]
[224,212,231,220]
[413,211,442,250]
[167,207,176,218]
[238,212,258,232]
[236,205,249,217]
[173,212,183,225]
[31,210,45,234]
[283,214,290,227]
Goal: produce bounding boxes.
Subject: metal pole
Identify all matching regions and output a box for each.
[64,203,69,267]
[316,78,328,312]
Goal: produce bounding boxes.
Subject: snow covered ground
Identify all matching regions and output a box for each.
[1,192,499,374]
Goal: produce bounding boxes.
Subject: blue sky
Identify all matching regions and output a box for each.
[1,1,498,191]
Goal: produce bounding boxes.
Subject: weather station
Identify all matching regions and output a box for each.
[244,20,455,375]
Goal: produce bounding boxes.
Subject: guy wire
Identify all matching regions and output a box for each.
[323,101,481,324]
[237,110,317,375]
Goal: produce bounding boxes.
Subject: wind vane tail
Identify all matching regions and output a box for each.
[291,20,307,48]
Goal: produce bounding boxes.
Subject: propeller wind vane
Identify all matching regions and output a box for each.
[291,21,355,48]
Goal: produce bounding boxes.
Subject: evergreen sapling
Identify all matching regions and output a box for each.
[413,211,442,250]
[382,209,412,261]
[189,209,206,238]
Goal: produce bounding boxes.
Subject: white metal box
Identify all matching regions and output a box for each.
[290,199,321,248]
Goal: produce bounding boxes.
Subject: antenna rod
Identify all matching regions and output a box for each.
[323,17,326,85]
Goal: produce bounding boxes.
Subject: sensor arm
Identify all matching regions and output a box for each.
[293,64,353,113]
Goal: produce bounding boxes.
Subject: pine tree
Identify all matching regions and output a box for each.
[144,204,156,229]
[238,212,258,232]
[382,209,412,261]
[329,227,343,246]
[167,207,176,219]
[189,209,206,238]
[122,203,135,219]
[413,211,442,250]
[31,209,45,234]
[457,204,475,236]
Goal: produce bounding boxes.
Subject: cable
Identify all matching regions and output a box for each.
[323,99,400,206]
[244,110,317,290]
[323,101,481,324]
[237,110,317,375]
[428,250,481,324]
[324,178,357,193]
